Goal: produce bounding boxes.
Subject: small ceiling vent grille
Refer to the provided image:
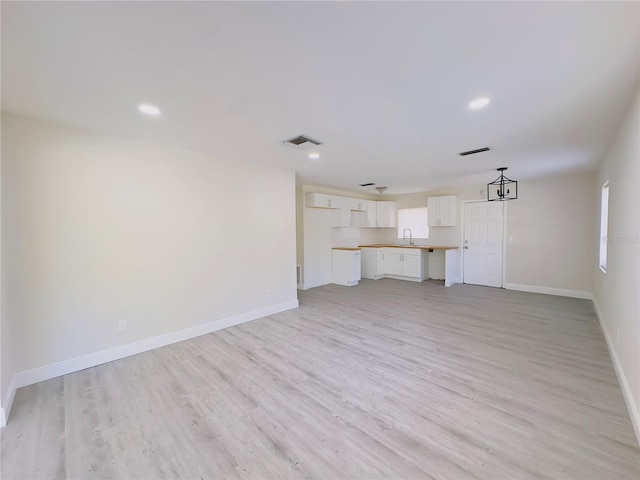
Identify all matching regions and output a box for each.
[283,135,322,150]
[459,146,491,156]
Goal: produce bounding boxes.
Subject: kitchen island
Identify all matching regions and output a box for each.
[359,244,459,287]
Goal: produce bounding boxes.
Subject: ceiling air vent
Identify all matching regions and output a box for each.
[283,135,322,150]
[459,146,491,156]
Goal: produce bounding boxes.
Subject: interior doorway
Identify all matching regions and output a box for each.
[463,201,504,287]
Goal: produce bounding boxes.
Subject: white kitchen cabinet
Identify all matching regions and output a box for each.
[337,206,351,227]
[366,201,377,227]
[361,247,385,279]
[376,201,396,227]
[402,252,421,277]
[384,251,403,275]
[306,193,396,228]
[306,193,341,209]
[332,249,361,286]
[377,250,385,276]
[428,195,457,226]
[382,248,427,281]
[350,199,368,211]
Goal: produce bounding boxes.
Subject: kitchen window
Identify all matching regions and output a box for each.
[397,207,429,240]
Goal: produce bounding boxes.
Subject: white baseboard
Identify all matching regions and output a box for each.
[1,374,16,428]
[503,283,593,300]
[593,299,640,446]
[1,299,299,427]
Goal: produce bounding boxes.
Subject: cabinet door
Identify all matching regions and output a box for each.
[361,248,376,279]
[367,201,377,227]
[384,252,403,275]
[306,193,341,209]
[351,199,367,211]
[402,253,421,278]
[440,195,457,226]
[351,252,362,280]
[338,207,351,227]
[376,250,385,276]
[377,201,396,227]
[427,196,440,226]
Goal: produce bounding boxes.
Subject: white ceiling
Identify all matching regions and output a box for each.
[2,1,639,194]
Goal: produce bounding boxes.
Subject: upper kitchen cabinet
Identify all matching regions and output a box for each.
[306,193,395,228]
[306,193,341,209]
[366,201,377,227]
[350,199,368,211]
[427,195,457,226]
[376,201,396,228]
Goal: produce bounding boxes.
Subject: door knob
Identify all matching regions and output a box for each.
[464,246,469,249]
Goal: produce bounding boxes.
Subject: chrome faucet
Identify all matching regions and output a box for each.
[402,228,413,245]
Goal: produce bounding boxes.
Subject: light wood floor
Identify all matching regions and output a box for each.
[2,279,639,479]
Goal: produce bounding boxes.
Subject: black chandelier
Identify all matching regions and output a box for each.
[487,167,518,201]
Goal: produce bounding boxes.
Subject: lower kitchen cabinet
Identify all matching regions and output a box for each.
[384,248,424,280]
[402,251,421,277]
[384,251,403,276]
[361,248,385,279]
[332,249,362,286]
[359,245,458,286]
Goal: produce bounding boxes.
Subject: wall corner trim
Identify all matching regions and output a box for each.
[503,283,593,300]
[2,299,299,425]
[592,298,640,446]
[1,375,17,428]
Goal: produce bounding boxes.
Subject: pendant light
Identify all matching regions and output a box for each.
[487,167,518,201]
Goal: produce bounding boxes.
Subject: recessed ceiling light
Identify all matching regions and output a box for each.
[138,104,161,116]
[308,152,320,160]
[468,97,490,110]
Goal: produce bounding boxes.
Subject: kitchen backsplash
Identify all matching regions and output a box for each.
[331,226,458,248]
[331,227,397,248]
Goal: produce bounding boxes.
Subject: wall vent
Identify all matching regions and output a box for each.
[283,135,322,150]
[459,146,491,156]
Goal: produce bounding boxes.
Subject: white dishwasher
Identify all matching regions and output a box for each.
[331,248,361,286]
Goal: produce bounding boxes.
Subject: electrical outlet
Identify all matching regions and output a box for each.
[118,320,127,332]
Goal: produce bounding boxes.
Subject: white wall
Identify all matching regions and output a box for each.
[504,172,596,294]
[594,86,640,442]
[1,113,298,423]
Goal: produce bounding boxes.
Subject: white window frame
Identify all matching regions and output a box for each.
[599,181,609,273]
[397,207,429,240]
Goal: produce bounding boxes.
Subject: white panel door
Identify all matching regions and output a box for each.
[463,201,504,287]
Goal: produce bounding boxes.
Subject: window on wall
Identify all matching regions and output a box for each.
[397,207,429,240]
[599,181,609,273]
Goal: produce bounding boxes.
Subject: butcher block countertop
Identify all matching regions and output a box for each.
[358,244,458,250]
[332,247,362,251]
